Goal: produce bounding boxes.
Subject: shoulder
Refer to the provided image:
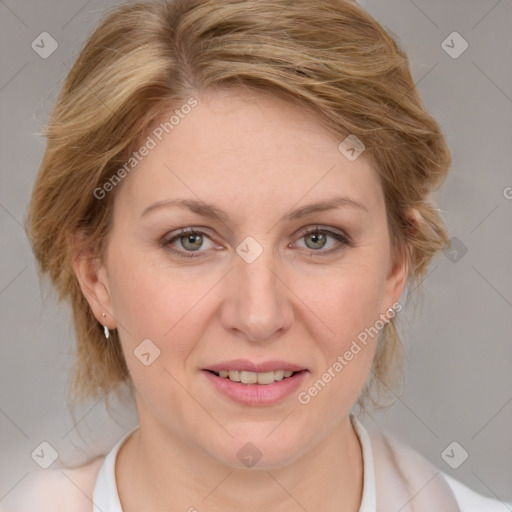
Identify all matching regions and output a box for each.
[0,456,105,512]
[442,473,512,512]
[373,426,511,512]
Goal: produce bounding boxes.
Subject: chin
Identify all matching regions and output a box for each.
[204,431,305,471]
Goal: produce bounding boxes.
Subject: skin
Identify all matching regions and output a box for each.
[73,88,411,512]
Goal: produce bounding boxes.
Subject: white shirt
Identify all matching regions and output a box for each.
[2,416,510,511]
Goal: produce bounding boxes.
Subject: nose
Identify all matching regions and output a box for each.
[220,241,294,342]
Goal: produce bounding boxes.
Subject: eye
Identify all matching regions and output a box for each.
[161,227,217,259]
[161,226,353,260]
[293,227,353,256]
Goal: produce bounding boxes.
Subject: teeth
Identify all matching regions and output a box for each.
[215,369,297,384]
[273,370,285,381]
[240,371,258,384]
[228,370,240,381]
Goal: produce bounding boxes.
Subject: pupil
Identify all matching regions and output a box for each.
[307,232,325,249]
[184,234,201,250]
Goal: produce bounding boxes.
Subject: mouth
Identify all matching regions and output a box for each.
[202,361,309,405]
[204,369,305,385]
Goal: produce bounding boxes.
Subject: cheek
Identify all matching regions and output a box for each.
[293,268,384,424]
[290,255,387,412]
[106,246,216,368]
[297,259,387,349]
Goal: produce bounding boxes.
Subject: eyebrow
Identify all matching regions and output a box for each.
[140,196,368,223]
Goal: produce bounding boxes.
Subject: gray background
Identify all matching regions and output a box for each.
[1,0,511,506]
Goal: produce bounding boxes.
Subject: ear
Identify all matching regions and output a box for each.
[71,237,116,330]
[381,207,419,311]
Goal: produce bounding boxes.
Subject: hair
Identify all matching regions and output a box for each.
[25,0,451,415]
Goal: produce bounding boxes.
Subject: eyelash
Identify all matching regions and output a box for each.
[161,226,354,260]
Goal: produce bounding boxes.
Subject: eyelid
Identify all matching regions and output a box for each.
[160,227,219,259]
[161,225,353,259]
[292,226,354,254]
[295,225,352,243]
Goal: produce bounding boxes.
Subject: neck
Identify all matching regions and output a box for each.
[116,409,363,512]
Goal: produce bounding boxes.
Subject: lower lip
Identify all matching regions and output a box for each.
[202,370,308,406]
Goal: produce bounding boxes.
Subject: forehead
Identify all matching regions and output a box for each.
[116,88,384,224]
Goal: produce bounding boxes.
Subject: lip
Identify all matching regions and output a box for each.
[204,359,307,373]
[203,369,308,406]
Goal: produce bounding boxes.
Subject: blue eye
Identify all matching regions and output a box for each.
[161,226,353,259]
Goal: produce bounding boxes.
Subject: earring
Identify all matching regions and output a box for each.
[386,307,396,324]
[102,313,110,340]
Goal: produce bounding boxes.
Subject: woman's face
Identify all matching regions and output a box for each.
[85,88,407,468]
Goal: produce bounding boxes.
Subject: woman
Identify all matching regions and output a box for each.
[10,0,509,510]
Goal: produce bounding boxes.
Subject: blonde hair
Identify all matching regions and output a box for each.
[25,0,451,414]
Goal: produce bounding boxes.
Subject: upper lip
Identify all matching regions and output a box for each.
[205,359,307,373]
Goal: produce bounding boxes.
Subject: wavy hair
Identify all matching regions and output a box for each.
[25,0,451,414]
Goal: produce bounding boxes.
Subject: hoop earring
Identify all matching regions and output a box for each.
[102,313,110,340]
